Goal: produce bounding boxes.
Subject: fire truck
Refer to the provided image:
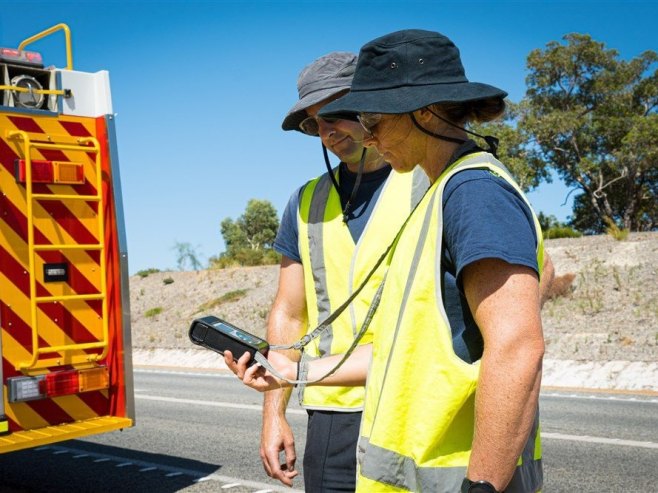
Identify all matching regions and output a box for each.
[0,24,134,453]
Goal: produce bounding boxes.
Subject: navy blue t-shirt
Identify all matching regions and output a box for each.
[441,143,539,363]
[274,163,392,262]
[275,143,539,364]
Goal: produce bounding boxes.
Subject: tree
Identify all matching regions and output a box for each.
[216,199,280,267]
[473,101,550,192]
[239,199,279,250]
[519,33,658,233]
[172,241,203,271]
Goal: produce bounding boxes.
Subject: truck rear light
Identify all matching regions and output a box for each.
[78,367,109,392]
[7,375,46,402]
[7,367,109,402]
[0,47,44,67]
[43,369,79,397]
[15,159,85,185]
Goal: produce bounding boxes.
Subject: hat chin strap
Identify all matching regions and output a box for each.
[410,111,500,158]
[321,144,366,223]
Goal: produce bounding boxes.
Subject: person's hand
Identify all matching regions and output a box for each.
[223,350,295,391]
[260,413,298,486]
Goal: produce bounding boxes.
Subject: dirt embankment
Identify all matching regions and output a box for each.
[129,232,658,379]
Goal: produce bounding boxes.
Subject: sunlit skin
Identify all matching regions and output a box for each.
[362,108,466,181]
[305,95,385,173]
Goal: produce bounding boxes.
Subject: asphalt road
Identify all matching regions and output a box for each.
[0,369,656,492]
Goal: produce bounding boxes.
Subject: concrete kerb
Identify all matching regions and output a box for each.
[132,349,658,393]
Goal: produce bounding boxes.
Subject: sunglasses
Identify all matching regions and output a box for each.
[357,113,383,135]
[298,115,341,136]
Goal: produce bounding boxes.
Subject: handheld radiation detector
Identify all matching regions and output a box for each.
[189,315,269,366]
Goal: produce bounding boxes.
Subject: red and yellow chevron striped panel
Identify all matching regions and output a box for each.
[1,111,129,439]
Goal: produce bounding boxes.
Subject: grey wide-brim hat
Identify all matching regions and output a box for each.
[282,51,357,132]
[319,29,507,118]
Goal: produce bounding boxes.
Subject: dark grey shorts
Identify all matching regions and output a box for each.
[303,410,362,493]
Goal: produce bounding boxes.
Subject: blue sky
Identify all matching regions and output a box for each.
[2,0,656,274]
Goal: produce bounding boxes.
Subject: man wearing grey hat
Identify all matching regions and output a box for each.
[261,52,428,491]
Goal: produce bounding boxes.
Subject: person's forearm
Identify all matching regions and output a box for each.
[301,343,371,386]
[263,379,293,416]
[263,299,306,415]
[467,338,544,490]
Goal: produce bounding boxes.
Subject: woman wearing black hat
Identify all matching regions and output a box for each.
[226,29,545,493]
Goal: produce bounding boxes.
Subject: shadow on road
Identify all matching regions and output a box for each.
[0,440,222,493]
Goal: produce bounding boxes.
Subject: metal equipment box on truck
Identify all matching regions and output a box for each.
[0,24,134,453]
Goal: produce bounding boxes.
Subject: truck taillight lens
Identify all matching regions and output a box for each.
[79,367,109,392]
[15,159,85,184]
[7,375,46,402]
[43,369,79,397]
[7,367,109,402]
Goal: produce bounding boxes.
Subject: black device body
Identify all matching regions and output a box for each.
[189,315,269,366]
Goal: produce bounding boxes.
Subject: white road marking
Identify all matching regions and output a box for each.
[137,368,658,403]
[135,394,306,415]
[135,394,656,450]
[543,432,658,449]
[135,368,234,378]
[542,392,658,404]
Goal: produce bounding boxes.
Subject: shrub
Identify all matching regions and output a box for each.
[196,289,249,312]
[603,217,629,241]
[547,273,576,300]
[145,307,163,318]
[209,249,280,268]
[543,226,582,239]
[136,268,160,278]
[163,277,174,285]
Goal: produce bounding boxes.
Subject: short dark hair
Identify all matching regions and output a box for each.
[432,97,506,125]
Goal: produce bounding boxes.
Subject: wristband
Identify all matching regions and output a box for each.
[294,360,301,387]
[298,358,309,382]
[461,478,499,493]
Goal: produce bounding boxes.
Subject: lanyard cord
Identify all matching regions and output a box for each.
[261,177,431,385]
[321,144,367,223]
[410,110,500,158]
[255,274,386,386]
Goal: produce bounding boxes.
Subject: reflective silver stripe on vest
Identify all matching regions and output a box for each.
[360,438,465,493]
[306,173,335,356]
[361,435,542,492]
[411,166,430,210]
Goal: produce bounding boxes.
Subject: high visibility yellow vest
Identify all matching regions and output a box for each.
[357,153,544,492]
[297,166,428,410]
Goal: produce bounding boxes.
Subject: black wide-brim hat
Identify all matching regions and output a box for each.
[319,29,507,118]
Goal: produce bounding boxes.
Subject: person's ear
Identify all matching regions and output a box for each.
[414,106,435,124]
